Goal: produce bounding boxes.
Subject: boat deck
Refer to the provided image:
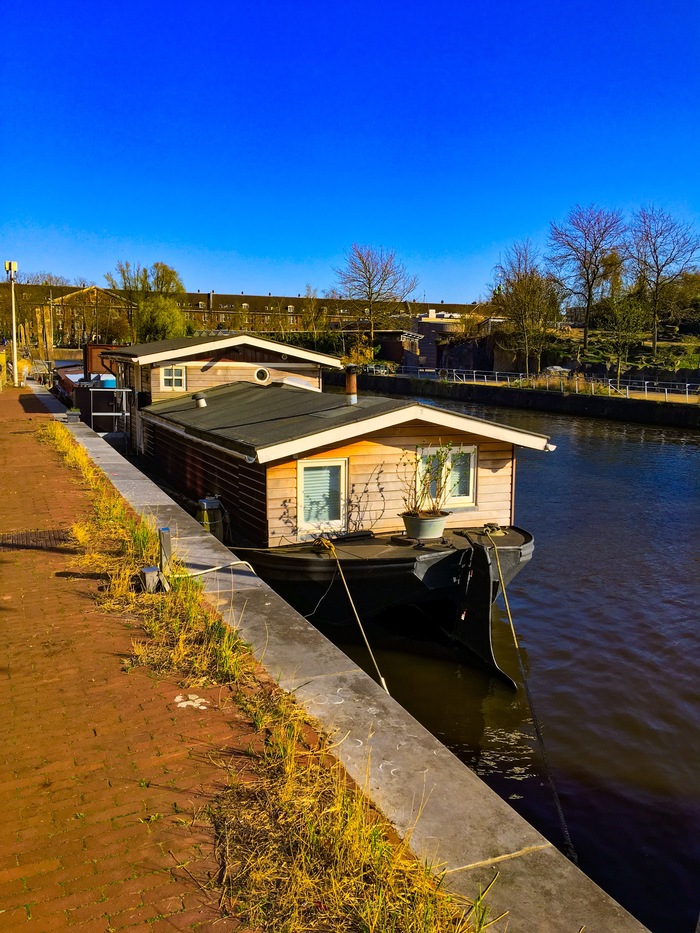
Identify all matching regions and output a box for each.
[255,526,531,562]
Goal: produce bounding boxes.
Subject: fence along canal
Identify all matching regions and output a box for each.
[391,365,700,403]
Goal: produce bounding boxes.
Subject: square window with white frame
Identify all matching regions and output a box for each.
[161,365,186,391]
[420,445,477,507]
[297,458,347,533]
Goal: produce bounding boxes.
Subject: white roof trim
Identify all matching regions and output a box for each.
[144,401,553,465]
[104,335,343,368]
[254,405,552,464]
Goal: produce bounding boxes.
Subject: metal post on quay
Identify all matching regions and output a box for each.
[4,261,18,387]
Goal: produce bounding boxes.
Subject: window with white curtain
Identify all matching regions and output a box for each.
[298,459,347,532]
[447,447,476,504]
[419,445,477,506]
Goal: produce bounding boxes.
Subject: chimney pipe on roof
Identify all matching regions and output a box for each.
[193,392,207,409]
[345,365,357,405]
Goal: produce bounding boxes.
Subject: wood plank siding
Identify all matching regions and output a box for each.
[143,422,269,546]
[266,422,515,545]
[149,354,322,401]
[142,418,516,548]
[116,349,323,453]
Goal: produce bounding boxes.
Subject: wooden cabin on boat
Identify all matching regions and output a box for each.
[100,335,343,451]
[140,379,554,548]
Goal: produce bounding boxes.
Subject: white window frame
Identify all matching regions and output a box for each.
[297,458,348,534]
[160,365,186,391]
[445,445,477,506]
[419,445,477,508]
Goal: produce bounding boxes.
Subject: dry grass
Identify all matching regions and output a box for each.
[38,420,501,933]
[212,712,499,932]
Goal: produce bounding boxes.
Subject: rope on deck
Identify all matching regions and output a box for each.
[317,538,391,696]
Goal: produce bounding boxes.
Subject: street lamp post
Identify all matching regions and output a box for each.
[4,261,18,387]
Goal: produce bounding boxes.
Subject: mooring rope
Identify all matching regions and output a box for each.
[171,558,257,578]
[486,530,579,865]
[318,539,391,696]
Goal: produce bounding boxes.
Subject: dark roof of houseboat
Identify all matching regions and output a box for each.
[101,335,342,367]
[143,381,554,463]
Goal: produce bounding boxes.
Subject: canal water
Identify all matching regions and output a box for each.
[333,404,700,933]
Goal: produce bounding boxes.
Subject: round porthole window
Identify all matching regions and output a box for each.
[254,367,271,384]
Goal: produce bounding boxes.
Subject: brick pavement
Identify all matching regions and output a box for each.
[0,387,253,931]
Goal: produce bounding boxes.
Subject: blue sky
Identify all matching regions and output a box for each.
[2,0,699,301]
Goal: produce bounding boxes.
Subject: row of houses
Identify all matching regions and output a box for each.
[0,283,486,366]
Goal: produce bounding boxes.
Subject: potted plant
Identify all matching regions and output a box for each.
[66,408,81,424]
[398,442,454,539]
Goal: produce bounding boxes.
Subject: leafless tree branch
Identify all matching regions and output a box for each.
[333,244,418,344]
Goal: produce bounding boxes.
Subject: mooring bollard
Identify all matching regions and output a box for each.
[159,527,172,575]
[140,566,160,593]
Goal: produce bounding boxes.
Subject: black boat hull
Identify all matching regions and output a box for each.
[233,527,533,686]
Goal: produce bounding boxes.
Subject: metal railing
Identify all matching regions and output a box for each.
[392,366,700,402]
[84,387,132,433]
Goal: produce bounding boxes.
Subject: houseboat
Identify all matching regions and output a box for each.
[100,334,343,453]
[135,363,555,684]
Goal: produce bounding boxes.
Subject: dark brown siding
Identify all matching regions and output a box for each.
[143,422,268,546]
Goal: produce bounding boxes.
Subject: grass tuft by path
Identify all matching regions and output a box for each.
[38,420,502,933]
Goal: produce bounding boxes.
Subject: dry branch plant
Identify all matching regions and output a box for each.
[399,443,455,516]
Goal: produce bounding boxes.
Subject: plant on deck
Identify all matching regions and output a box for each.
[399,442,455,516]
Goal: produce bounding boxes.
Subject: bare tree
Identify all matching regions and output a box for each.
[548,204,626,351]
[301,284,329,340]
[105,260,148,298]
[626,206,700,354]
[492,241,562,375]
[105,261,148,339]
[333,244,418,344]
[16,271,71,285]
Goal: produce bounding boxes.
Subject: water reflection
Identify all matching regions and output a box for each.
[334,619,538,782]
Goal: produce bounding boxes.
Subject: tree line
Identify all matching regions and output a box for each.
[4,205,699,367]
[492,204,700,375]
[327,212,700,376]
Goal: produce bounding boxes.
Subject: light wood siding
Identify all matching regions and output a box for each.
[142,421,268,546]
[149,360,321,401]
[266,423,514,545]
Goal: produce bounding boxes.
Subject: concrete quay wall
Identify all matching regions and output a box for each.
[324,371,700,429]
[32,383,649,932]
